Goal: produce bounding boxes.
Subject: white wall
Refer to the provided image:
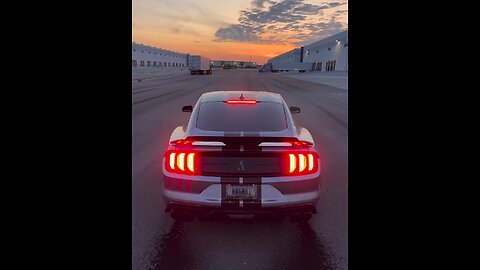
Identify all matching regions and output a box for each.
[132,43,188,70]
[303,30,348,72]
[267,30,348,72]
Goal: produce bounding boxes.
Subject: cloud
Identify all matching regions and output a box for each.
[214,24,262,42]
[251,0,275,8]
[214,0,348,45]
[334,9,348,15]
[293,18,346,45]
[327,2,345,8]
[293,3,330,14]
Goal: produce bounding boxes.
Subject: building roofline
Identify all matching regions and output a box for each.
[303,29,348,48]
[132,42,188,56]
[267,29,348,62]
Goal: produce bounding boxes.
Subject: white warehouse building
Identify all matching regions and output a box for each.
[132,42,188,69]
[269,48,302,65]
[267,30,348,72]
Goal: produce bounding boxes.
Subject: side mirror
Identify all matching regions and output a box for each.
[290,106,301,113]
[182,105,193,112]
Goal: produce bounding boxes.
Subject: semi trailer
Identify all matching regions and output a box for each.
[188,55,212,75]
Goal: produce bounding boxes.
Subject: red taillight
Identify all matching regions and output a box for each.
[187,153,195,172]
[290,141,313,147]
[226,100,257,104]
[170,139,193,146]
[169,152,176,170]
[308,154,314,171]
[286,152,318,175]
[166,151,196,174]
[289,154,296,173]
[298,154,307,172]
[177,153,185,171]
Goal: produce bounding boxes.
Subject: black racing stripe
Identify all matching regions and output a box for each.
[243,140,262,152]
[243,132,260,137]
[221,177,240,208]
[223,145,239,151]
[221,177,240,184]
[243,145,262,151]
[243,177,262,184]
[224,132,241,137]
[243,135,262,152]
[222,134,241,152]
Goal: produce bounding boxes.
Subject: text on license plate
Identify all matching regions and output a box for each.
[226,185,257,199]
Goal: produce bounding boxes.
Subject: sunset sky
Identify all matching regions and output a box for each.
[132,0,348,64]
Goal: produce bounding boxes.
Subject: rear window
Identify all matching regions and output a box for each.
[196,101,287,131]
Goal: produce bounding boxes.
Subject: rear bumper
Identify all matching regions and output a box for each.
[163,184,319,207]
[162,169,320,214]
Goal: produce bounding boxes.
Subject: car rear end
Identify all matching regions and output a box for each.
[162,92,321,221]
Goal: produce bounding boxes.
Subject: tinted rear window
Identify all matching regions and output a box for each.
[196,101,287,131]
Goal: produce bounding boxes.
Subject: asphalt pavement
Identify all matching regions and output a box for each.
[132,69,348,270]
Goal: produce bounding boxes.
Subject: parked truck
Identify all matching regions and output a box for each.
[188,55,212,75]
[261,62,313,73]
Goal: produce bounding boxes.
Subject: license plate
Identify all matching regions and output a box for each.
[226,185,257,199]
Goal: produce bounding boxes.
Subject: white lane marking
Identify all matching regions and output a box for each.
[240,200,244,208]
[240,145,244,152]
[239,177,243,184]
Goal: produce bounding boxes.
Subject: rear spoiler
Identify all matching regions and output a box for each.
[170,136,313,147]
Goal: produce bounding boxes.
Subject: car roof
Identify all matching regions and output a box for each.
[199,91,284,103]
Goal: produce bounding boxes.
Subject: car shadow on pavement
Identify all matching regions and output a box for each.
[149,215,338,270]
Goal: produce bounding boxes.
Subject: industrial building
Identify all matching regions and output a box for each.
[132,42,188,69]
[211,60,257,68]
[266,30,348,72]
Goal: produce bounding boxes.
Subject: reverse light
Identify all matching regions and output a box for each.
[226,100,257,104]
[287,152,318,175]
